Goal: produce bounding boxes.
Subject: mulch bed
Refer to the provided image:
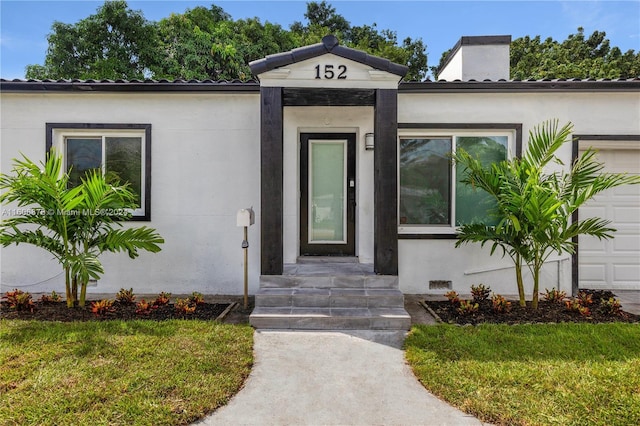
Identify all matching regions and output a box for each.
[426,290,640,325]
[0,300,230,322]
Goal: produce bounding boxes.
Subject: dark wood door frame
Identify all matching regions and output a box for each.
[259,88,398,275]
[299,133,356,256]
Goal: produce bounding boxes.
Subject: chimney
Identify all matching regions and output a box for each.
[437,35,511,81]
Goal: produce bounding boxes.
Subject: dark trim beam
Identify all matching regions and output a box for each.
[282,88,375,106]
[374,89,399,275]
[398,234,457,240]
[260,87,284,275]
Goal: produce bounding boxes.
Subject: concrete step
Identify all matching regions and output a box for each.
[259,275,398,289]
[250,307,411,330]
[296,256,359,264]
[252,272,409,330]
[255,288,404,309]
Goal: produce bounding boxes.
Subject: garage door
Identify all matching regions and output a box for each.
[578,144,640,290]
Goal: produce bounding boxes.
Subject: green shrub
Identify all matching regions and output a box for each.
[115,288,136,304]
[600,297,623,316]
[175,298,196,315]
[90,299,114,316]
[543,288,567,303]
[40,291,62,304]
[4,289,35,312]
[470,284,491,303]
[189,291,205,305]
[457,300,479,315]
[491,294,512,313]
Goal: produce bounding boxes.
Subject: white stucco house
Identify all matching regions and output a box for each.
[1,35,638,329]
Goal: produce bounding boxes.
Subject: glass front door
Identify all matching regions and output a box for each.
[300,133,355,256]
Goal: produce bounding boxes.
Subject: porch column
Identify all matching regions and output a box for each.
[260,87,284,275]
[374,89,399,275]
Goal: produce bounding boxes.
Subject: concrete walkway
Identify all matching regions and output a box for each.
[616,290,640,315]
[197,330,484,426]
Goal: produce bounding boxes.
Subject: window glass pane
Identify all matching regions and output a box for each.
[455,136,508,225]
[400,138,451,225]
[105,137,142,207]
[310,141,345,242]
[66,138,101,187]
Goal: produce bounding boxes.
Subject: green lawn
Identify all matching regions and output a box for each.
[405,323,640,426]
[0,320,253,426]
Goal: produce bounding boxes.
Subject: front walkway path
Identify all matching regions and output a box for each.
[197,330,484,426]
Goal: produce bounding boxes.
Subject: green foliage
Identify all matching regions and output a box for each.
[565,298,591,317]
[291,1,427,80]
[511,28,640,79]
[434,27,639,79]
[0,320,254,425]
[470,284,491,303]
[26,1,428,81]
[406,323,640,425]
[577,291,594,306]
[90,299,115,316]
[457,300,479,315]
[115,288,136,304]
[175,298,196,315]
[491,294,511,313]
[454,120,640,308]
[564,292,594,317]
[543,288,567,303]
[40,291,62,304]
[3,289,35,312]
[599,297,623,316]
[0,152,164,308]
[26,0,159,80]
[444,290,460,305]
[153,292,171,306]
[189,291,205,305]
[134,299,154,315]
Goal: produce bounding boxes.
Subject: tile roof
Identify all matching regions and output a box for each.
[2,77,639,93]
[249,34,409,77]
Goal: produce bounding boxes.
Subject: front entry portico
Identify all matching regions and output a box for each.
[249,35,410,330]
[250,35,407,277]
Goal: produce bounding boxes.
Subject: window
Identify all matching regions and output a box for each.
[46,124,151,220]
[399,127,518,235]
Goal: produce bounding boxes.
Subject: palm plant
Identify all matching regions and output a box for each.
[454,120,639,308]
[0,152,163,307]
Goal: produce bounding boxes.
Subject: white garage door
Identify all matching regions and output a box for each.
[579,145,640,290]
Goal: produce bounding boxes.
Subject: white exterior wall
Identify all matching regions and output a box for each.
[2,88,638,296]
[283,106,375,263]
[397,91,640,295]
[1,91,262,295]
[438,44,510,81]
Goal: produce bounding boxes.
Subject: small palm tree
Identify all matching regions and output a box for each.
[0,152,164,307]
[454,120,639,308]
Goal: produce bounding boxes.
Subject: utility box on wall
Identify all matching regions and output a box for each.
[236,208,255,227]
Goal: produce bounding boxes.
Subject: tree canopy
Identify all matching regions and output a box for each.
[25,2,639,81]
[26,0,427,81]
[510,27,640,79]
[26,0,159,80]
[433,27,639,80]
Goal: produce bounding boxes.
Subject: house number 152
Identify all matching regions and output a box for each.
[315,64,347,79]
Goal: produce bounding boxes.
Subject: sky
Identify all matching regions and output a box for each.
[0,0,639,80]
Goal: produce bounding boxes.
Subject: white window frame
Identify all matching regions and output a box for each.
[398,129,515,235]
[49,126,149,219]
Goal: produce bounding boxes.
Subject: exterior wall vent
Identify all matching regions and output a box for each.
[429,280,452,290]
